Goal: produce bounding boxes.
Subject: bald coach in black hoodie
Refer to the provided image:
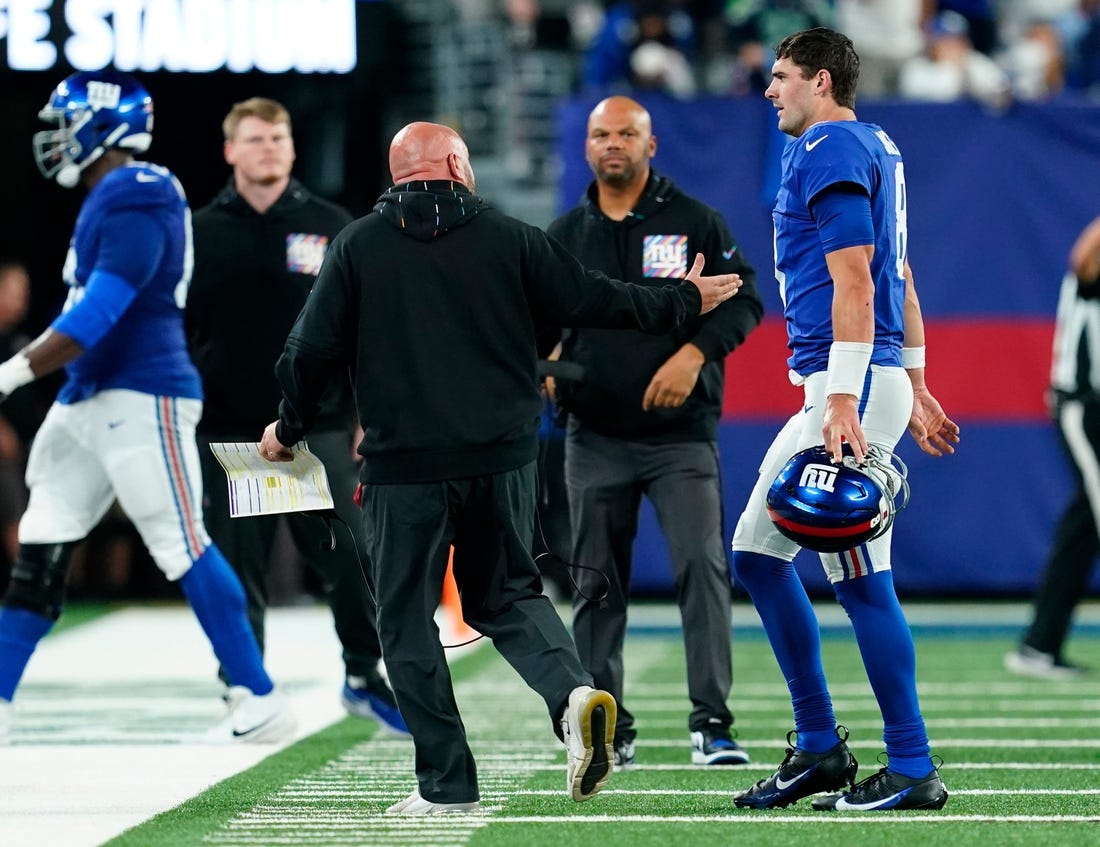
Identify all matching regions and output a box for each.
[259,121,743,815]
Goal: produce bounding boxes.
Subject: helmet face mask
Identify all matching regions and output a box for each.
[766,444,910,553]
[33,71,153,189]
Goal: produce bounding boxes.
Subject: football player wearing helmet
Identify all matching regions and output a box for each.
[0,71,293,744]
[729,29,959,813]
[33,70,154,189]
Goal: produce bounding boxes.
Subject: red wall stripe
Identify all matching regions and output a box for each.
[722,318,1054,421]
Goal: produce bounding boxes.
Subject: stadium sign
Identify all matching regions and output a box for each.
[0,0,357,73]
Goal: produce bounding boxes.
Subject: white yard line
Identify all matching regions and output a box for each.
[447,814,1100,824]
[510,788,1100,796]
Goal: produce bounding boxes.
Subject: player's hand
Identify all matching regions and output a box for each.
[685,253,741,314]
[642,344,704,410]
[908,387,960,457]
[823,393,867,464]
[259,421,294,462]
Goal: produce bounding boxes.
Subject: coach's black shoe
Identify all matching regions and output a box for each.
[733,728,858,809]
[812,767,948,811]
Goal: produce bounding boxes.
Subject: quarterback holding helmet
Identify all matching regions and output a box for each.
[729,29,960,814]
[0,71,293,743]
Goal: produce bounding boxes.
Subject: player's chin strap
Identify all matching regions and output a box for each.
[306,507,486,650]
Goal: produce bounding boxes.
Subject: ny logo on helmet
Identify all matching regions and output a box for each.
[798,463,838,492]
[86,81,121,111]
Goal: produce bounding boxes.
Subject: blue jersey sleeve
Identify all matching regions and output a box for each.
[52,268,139,350]
[810,185,874,253]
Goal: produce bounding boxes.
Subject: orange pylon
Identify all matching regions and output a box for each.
[441,547,477,643]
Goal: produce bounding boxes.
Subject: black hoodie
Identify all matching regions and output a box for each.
[547,172,763,442]
[187,178,354,437]
[273,180,707,484]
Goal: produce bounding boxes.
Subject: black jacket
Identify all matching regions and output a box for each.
[273,180,706,484]
[186,178,354,437]
[547,172,762,442]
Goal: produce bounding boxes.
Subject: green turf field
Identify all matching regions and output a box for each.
[105,608,1100,847]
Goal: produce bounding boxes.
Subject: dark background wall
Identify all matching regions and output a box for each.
[0,2,406,599]
[0,1,403,334]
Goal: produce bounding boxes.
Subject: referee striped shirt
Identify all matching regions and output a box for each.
[1051,272,1100,399]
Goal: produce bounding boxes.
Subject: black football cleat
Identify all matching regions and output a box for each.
[733,728,858,809]
[812,766,949,811]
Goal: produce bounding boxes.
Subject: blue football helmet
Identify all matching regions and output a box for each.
[33,70,153,189]
[766,444,910,553]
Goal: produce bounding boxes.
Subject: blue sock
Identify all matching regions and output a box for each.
[833,570,933,777]
[180,546,273,696]
[0,606,54,701]
[732,551,837,752]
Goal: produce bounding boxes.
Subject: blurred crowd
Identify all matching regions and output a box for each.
[484,0,1100,106]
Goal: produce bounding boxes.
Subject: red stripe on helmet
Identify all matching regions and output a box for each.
[766,508,877,538]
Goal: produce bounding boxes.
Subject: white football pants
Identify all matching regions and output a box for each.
[19,389,211,580]
[731,365,912,583]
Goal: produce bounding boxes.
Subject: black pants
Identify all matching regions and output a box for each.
[565,422,734,742]
[198,429,383,682]
[1022,397,1100,657]
[535,429,573,596]
[360,461,591,803]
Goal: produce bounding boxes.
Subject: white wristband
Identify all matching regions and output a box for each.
[824,341,872,397]
[901,346,926,369]
[0,353,34,395]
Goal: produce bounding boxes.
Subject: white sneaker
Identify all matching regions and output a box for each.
[386,789,481,815]
[0,698,12,743]
[561,685,616,802]
[203,686,296,744]
[1004,646,1088,680]
[221,684,250,711]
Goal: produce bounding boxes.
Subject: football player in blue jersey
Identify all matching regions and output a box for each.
[728,28,960,812]
[0,70,293,744]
